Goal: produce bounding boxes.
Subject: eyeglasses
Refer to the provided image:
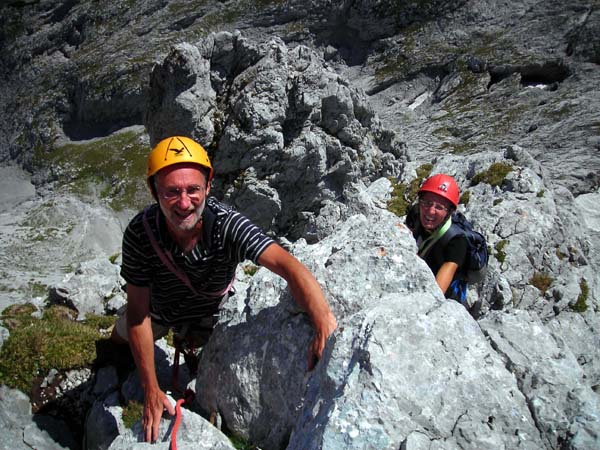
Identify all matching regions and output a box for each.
[159,185,205,201]
[419,199,449,213]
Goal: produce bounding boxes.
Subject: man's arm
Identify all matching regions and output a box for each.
[126,284,175,443]
[257,243,337,370]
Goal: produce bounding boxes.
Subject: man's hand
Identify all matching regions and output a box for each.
[143,387,176,443]
[258,244,338,371]
[308,309,337,370]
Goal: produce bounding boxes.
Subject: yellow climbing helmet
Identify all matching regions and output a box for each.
[147,136,213,181]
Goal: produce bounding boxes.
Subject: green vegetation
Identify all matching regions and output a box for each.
[387,164,433,217]
[572,279,589,313]
[449,141,477,154]
[0,305,111,393]
[122,400,144,428]
[471,162,513,187]
[228,434,257,450]
[374,54,411,82]
[243,264,259,277]
[459,190,470,205]
[34,130,151,211]
[494,240,508,264]
[536,190,545,198]
[529,272,554,296]
[493,198,503,206]
[109,253,120,264]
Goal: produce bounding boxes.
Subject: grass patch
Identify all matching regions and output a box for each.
[0,305,108,394]
[471,162,513,187]
[572,279,589,313]
[122,400,144,429]
[529,271,553,295]
[494,240,508,264]
[536,190,545,198]
[449,141,477,154]
[459,190,470,205]
[34,130,151,212]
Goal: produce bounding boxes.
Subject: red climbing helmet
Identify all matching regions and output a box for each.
[418,174,460,208]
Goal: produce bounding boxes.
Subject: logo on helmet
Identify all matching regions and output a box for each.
[438,182,449,192]
[164,137,193,160]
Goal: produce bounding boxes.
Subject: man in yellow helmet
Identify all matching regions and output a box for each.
[111,136,337,443]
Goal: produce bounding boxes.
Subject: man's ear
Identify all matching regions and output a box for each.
[206,180,211,197]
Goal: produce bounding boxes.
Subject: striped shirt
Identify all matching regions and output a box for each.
[120,197,275,325]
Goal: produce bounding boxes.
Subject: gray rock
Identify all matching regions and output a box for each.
[107,397,235,450]
[196,212,547,449]
[480,310,600,449]
[0,166,36,210]
[0,194,124,311]
[0,326,8,349]
[0,385,77,450]
[145,33,402,240]
[84,392,121,450]
[49,257,123,319]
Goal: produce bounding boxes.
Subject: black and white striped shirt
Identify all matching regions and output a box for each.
[120,197,275,325]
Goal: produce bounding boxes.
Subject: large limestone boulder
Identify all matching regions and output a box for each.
[195,210,550,449]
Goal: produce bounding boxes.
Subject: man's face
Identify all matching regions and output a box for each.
[418,192,452,232]
[155,163,210,235]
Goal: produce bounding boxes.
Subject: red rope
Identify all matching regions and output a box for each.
[170,340,196,450]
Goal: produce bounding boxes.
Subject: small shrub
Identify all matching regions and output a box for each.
[387,178,409,217]
[471,162,513,187]
[228,434,257,450]
[459,190,471,205]
[493,198,503,206]
[556,248,568,260]
[387,163,433,217]
[536,190,545,198]
[572,279,589,313]
[529,272,553,295]
[243,264,259,277]
[122,400,143,429]
[494,240,508,264]
[109,253,120,264]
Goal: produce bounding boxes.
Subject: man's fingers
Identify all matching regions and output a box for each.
[143,413,152,443]
[163,396,176,416]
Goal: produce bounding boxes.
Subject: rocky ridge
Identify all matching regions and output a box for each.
[0,1,599,449]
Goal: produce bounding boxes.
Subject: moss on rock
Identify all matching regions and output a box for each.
[472,162,513,187]
[0,305,111,394]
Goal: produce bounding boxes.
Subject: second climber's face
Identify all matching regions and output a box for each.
[418,192,452,231]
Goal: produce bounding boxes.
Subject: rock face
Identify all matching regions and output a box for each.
[145,33,403,241]
[195,203,598,449]
[0,1,599,450]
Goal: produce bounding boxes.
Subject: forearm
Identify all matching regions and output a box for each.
[127,316,159,392]
[435,262,459,294]
[286,264,332,323]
